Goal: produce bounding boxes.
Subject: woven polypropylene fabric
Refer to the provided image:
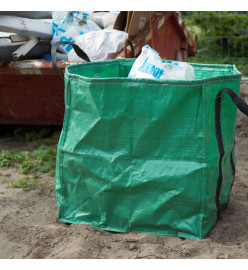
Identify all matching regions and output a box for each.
[56,59,241,240]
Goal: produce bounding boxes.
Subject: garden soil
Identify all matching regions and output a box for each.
[1,84,248,259]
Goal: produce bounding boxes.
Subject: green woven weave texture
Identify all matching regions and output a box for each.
[56,59,241,240]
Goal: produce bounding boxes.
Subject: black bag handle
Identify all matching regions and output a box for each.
[215,88,248,219]
[51,41,91,80]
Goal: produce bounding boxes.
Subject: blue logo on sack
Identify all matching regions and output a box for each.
[52,22,58,35]
[138,57,164,79]
[60,36,75,52]
[55,27,66,36]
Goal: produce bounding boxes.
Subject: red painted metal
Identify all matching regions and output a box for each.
[0,60,67,75]
[0,60,82,126]
[0,66,65,125]
[0,11,197,126]
[118,11,197,61]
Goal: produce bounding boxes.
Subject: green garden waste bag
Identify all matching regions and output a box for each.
[55,58,247,240]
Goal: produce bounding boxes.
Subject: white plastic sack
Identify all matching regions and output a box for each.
[51,11,101,54]
[52,11,93,35]
[128,45,195,80]
[72,11,93,22]
[52,11,67,35]
[102,11,119,29]
[68,29,128,62]
[91,12,108,28]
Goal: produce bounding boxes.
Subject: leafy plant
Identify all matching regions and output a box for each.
[18,160,31,175]
[0,150,30,167]
[24,128,50,142]
[0,150,13,166]
[32,144,57,175]
[7,176,42,190]
[1,130,60,190]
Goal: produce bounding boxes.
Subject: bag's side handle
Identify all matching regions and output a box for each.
[215,88,248,219]
[51,41,91,80]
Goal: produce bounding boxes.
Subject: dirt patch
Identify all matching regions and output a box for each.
[1,84,248,259]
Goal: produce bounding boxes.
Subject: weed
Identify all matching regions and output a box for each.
[1,141,57,173]
[39,165,50,173]
[7,176,42,190]
[49,171,55,177]
[0,150,13,166]
[14,151,30,163]
[24,128,50,142]
[32,173,38,179]
[51,131,61,140]
[2,130,59,190]
[13,128,23,136]
[42,131,61,146]
[32,144,57,174]
[0,150,30,167]
[18,161,31,175]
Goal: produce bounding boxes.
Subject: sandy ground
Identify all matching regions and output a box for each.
[1,84,248,259]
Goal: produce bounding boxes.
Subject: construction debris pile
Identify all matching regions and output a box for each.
[0,11,130,62]
[0,11,198,63]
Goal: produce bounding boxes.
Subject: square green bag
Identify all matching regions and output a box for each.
[55,56,248,240]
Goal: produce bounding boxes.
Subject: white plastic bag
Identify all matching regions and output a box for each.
[51,11,101,54]
[91,12,108,28]
[52,11,67,35]
[128,45,195,80]
[72,11,92,21]
[102,11,119,29]
[91,11,120,29]
[68,29,128,62]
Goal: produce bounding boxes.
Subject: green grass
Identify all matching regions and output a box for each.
[1,129,60,190]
